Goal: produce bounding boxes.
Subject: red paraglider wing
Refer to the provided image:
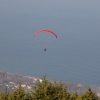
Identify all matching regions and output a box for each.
[34,30,57,38]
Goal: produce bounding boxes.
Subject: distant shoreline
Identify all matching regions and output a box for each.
[0,70,100,96]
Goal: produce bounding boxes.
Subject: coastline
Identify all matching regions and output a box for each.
[0,70,100,96]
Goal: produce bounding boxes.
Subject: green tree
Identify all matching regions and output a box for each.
[31,75,71,100]
[81,88,99,100]
[8,84,32,100]
[0,87,9,100]
[70,92,79,100]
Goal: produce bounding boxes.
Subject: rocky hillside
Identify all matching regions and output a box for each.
[0,70,100,96]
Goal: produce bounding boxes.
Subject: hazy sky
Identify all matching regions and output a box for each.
[0,0,100,35]
[0,1,100,86]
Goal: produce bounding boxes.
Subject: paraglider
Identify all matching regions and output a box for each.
[34,29,57,51]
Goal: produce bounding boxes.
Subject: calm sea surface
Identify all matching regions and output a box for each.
[0,1,100,86]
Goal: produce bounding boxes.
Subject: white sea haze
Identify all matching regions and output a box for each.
[0,0,100,86]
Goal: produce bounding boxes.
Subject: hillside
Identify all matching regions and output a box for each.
[0,70,100,96]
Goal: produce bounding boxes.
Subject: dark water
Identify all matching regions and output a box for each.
[0,0,100,86]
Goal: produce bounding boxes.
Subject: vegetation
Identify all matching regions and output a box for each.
[0,76,99,100]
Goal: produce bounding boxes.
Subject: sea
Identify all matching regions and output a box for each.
[0,0,100,86]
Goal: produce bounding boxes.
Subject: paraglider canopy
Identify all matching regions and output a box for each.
[34,29,57,38]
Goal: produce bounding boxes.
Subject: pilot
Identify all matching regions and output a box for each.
[44,48,47,51]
